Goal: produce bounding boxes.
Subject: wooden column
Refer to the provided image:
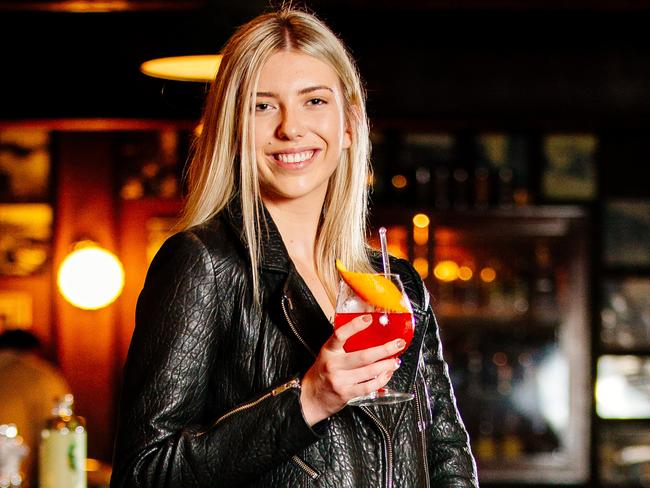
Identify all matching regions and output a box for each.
[53,132,118,462]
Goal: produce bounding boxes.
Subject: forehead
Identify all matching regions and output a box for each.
[257,50,341,91]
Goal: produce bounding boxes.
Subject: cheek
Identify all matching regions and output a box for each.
[254,118,275,150]
[318,115,347,147]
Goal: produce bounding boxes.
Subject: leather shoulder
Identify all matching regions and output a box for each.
[174,213,248,277]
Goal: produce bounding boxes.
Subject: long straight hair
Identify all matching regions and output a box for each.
[180,8,373,304]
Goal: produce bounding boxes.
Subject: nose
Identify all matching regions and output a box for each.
[276,106,305,140]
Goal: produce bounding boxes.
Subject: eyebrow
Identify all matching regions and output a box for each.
[256,85,335,98]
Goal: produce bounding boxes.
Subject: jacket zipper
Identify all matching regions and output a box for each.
[414,378,431,488]
[281,295,316,356]
[196,378,301,436]
[361,407,393,488]
[291,455,319,480]
[282,293,393,488]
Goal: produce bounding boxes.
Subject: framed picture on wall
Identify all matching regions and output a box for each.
[601,278,650,350]
[541,133,597,201]
[0,128,51,202]
[603,200,650,267]
[475,132,531,206]
[600,423,650,485]
[117,129,191,201]
[0,203,52,276]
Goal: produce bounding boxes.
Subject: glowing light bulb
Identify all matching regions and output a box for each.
[57,242,125,310]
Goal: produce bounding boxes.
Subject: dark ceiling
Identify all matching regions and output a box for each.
[2,1,650,126]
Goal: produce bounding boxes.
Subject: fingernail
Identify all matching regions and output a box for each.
[395,358,401,368]
[395,339,406,350]
[362,315,372,324]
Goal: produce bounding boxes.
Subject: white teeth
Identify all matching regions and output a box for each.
[276,150,314,163]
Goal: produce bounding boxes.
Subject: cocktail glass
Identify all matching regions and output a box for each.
[333,273,415,406]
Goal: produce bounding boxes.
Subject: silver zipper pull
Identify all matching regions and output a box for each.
[283,294,294,310]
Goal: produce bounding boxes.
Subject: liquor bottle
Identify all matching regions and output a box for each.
[0,423,29,487]
[473,166,491,209]
[39,394,86,488]
[497,166,514,208]
[452,167,469,210]
[531,243,559,324]
[415,165,432,205]
[433,165,450,210]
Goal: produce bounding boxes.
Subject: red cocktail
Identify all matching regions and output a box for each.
[333,271,415,406]
[334,312,414,355]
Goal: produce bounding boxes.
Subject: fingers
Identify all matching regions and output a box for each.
[347,357,401,385]
[343,369,396,399]
[344,338,407,369]
[327,314,373,350]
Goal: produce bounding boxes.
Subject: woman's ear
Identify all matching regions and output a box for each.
[343,104,360,149]
[343,125,352,149]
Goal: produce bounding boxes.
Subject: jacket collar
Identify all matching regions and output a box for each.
[223,195,292,274]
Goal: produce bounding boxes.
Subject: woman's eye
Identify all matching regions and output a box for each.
[255,103,271,111]
[307,98,326,106]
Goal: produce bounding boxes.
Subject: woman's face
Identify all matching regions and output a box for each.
[254,50,351,205]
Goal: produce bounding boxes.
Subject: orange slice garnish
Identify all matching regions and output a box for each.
[335,259,408,312]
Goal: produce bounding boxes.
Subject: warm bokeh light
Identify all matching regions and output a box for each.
[140,54,223,82]
[413,227,428,246]
[391,174,407,189]
[412,213,430,246]
[480,267,497,283]
[413,257,429,279]
[458,265,473,281]
[434,260,459,282]
[57,242,125,310]
[412,213,430,228]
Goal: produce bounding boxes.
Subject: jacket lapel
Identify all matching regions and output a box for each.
[281,267,334,359]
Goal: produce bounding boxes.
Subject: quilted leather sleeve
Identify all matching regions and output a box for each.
[399,261,479,487]
[421,309,479,487]
[110,231,323,487]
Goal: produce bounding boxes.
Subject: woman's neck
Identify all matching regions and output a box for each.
[263,196,322,266]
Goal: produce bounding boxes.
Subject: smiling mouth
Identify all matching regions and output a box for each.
[273,150,316,164]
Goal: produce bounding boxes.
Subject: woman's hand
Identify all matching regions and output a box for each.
[299,314,406,426]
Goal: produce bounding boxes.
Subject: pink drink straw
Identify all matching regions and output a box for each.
[379,227,391,277]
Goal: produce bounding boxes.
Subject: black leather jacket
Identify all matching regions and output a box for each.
[110,202,478,488]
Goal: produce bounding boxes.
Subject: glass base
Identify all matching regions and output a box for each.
[347,387,414,407]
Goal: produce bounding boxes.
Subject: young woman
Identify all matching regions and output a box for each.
[111,8,478,488]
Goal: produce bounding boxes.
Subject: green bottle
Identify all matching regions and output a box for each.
[38,394,86,488]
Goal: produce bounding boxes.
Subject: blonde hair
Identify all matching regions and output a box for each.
[181,8,373,304]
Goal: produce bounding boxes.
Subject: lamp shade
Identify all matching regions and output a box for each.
[140,54,222,82]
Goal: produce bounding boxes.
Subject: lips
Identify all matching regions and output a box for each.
[270,149,320,170]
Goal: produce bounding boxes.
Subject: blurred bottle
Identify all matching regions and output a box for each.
[415,165,432,205]
[0,424,29,487]
[473,166,491,210]
[497,166,514,208]
[389,171,410,204]
[452,167,470,210]
[531,243,559,323]
[476,411,497,462]
[433,165,450,210]
[39,394,86,488]
[501,410,524,460]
